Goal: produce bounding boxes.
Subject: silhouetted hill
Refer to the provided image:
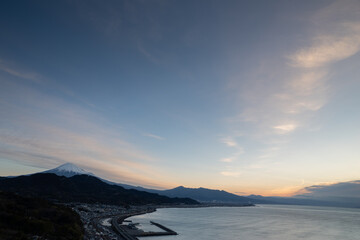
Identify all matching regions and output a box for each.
[0,174,198,206]
[0,191,83,240]
[153,186,261,204]
[31,162,157,192]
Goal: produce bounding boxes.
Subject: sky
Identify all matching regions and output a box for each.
[1,0,360,196]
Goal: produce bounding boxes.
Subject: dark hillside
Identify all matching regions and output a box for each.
[0,174,198,206]
[0,191,83,240]
[160,186,257,204]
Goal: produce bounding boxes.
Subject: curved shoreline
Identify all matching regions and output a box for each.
[78,203,255,239]
[121,203,255,222]
[115,204,255,239]
[118,208,157,224]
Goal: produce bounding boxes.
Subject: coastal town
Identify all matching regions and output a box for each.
[69,203,176,240]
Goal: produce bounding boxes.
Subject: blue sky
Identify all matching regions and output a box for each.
[1,0,360,196]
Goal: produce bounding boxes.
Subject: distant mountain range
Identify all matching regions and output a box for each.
[149,186,265,204]
[37,163,258,204]
[2,163,359,208]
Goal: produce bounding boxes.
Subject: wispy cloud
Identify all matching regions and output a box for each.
[220,137,238,147]
[257,147,280,160]
[273,124,298,134]
[219,137,244,176]
[219,136,244,164]
[220,148,244,163]
[280,20,360,133]
[220,157,235,163]
[137,42,162,65]
[0,59,43,83]
[289,31,360,68]
[143,133,165,140]
[220,171,241,177]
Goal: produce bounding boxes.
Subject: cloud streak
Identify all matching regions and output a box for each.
[219,136,244,177]
[273,124,298,134]
[220,171,241,177]
[290,36,360,68]
[220,137,238,147]
[219,136,244,164]
[143,133,165,140]
[0,59,43,83]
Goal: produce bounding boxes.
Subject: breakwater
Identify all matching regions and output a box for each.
[111,210,178,239]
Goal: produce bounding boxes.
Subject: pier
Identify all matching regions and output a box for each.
[149,221,178,235]
[111,216,178,239]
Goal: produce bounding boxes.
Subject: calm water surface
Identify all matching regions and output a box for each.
[129,205,360,240]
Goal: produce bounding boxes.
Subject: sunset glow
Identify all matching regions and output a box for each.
[1,0,360,197]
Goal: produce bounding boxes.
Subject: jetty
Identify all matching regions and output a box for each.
[111,215,177,239]
[149,221,177,235]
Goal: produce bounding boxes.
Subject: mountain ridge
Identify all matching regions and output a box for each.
[32,163,259,204]
[0,173,199,206]
[155,185,260,204]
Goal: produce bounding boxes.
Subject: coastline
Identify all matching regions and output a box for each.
[122,204,360,240]
[120,202,256,223]
[73,202,255,240]
[116,203,256,239]
[119,202,256,223]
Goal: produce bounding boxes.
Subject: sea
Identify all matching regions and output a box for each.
[128,204,360,240]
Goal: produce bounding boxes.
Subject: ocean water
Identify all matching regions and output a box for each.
[128,205,360,240]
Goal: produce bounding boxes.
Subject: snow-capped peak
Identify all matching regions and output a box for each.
[43,163,94,177]
[53,163,87,173]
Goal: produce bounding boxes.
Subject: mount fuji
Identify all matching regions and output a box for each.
[42,163,94,177]
[41,163,151,191]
